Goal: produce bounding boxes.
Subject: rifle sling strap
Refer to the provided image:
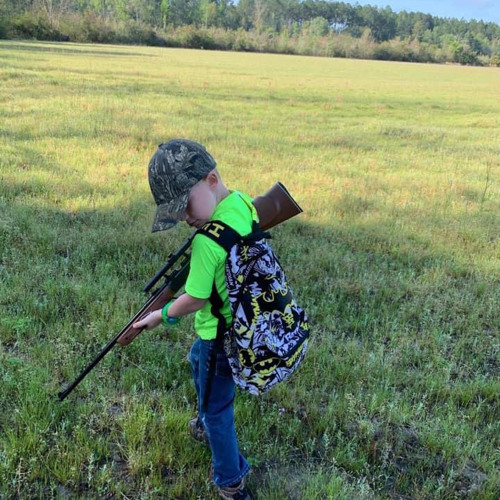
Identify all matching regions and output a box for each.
[201,283,227,413]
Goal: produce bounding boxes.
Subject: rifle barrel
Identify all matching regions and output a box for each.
[143,234,194,293]
[58,324,141,401]
[57,280,172,400]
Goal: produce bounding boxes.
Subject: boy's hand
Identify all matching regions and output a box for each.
[133,310,163,330]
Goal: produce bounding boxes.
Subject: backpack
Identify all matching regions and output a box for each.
[196,219,310,396]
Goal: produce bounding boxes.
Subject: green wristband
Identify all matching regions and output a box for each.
[161,300,180,326]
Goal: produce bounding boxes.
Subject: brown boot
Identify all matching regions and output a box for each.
[188,416,209,445]
[217,478,251,500]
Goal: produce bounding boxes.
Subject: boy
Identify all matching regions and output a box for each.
[133,139,252,500]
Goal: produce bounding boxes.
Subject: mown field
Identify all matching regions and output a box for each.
[0,40,499,499]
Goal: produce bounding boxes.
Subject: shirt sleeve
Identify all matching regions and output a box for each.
[185,234,225,299]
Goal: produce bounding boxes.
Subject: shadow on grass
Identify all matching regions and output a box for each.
[1,185,499,499]
[0,41,159,58]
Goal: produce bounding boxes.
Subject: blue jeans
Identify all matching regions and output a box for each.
[188,337,250,487]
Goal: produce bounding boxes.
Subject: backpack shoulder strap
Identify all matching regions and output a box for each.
[196,220,241,253]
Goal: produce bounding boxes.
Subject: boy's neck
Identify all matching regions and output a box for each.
[215,184,230,205]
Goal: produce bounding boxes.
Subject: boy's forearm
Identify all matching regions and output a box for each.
[168,293,206,317]
[132,293,205,331]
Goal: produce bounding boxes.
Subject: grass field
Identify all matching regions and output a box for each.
[0,40,499,499]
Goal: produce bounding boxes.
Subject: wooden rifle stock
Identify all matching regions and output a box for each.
[58,182,302,401]
[254,182,303,231]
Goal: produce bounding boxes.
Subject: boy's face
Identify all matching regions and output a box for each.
[182,175,217,229]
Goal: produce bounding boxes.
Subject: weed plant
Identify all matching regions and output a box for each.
[0,41,499,499]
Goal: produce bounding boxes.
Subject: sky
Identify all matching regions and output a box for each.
[355,1,500,24]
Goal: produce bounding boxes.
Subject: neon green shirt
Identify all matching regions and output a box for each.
[185,191,258,340]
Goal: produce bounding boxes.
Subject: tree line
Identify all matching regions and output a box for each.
[1,0,499,66]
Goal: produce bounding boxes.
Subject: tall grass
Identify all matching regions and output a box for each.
[0,40,499,499]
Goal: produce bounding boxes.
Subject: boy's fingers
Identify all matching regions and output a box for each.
[133,311,159,330]
[133,315,149,329]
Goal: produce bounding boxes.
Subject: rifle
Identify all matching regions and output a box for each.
[58,182,303,401]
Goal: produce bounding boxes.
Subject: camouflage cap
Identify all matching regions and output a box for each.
[148,139,217,232]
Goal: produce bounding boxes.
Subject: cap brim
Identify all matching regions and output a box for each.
[151,192,189,232]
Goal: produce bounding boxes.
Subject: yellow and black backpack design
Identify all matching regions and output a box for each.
[196,220,309,396]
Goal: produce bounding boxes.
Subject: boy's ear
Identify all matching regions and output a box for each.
[206,170,219,188]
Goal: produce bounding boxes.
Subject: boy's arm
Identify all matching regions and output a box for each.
[135,232,218,331]
[168,293,206,317]
[132,293,206,330]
